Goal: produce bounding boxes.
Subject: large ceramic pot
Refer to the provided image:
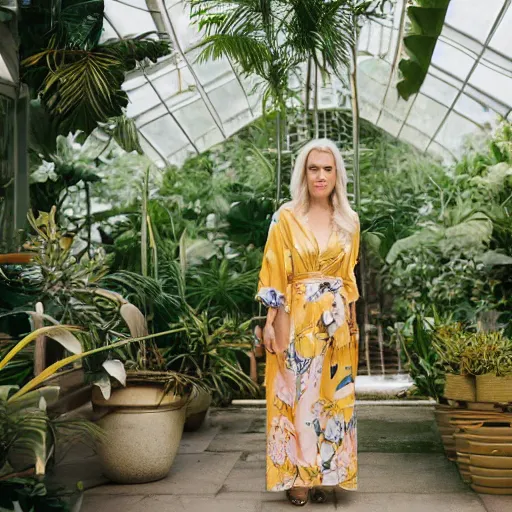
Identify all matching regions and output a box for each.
[184,386,212,432]
[92,383,187,484]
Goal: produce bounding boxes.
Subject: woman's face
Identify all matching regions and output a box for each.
[306,149,337,201]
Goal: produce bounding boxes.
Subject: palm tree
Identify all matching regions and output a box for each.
[189,0,299,208]
[281,0,354,137]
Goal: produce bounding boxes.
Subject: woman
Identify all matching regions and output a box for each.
[255,138,361,506]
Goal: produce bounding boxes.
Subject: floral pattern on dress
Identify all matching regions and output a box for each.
[257,205,361,491]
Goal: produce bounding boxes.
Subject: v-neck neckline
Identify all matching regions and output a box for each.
[293,209,334,256]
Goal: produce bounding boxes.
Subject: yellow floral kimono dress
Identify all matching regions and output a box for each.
[255,203,360,492]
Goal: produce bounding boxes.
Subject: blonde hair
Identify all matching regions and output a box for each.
[288,138,359,239]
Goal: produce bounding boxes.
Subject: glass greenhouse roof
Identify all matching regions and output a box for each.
[5,0,504,165]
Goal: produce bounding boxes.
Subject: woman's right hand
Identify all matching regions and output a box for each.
[262,323,277,354]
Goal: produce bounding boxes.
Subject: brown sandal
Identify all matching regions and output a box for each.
[286,488,310,506]
[310,488,328,503]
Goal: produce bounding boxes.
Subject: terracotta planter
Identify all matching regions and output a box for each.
[471,474,512,488]
[470,466,512,478]
[471,484,512,495]
[470,454,512,469]
[92,383,187,484]
[467,440,512,457]
[184,386,212,432]
[476,374,512,403]
[443,374,476,402]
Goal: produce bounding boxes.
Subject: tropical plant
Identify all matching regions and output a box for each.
[461,330,512,377]
[190,0,302,206]
[19,0,171,139]
[164,309,259,404]
[431,321,472,375]
[396,311,445,400]
[0,330,99,511]
[397,0,452,100]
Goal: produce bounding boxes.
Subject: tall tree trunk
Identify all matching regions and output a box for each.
[275,110,282,208]
[314,61,319,139]
[349,13,369,375]
[305,57,312,134]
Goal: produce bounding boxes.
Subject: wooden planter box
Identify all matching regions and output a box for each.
[476,374,512,403]
[444,374,476,402]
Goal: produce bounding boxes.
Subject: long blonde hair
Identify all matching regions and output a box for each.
[288,138,359,239]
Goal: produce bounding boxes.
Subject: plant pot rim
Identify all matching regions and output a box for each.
[92,380,190,409]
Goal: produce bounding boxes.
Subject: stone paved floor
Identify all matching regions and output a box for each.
[53,404,512,511]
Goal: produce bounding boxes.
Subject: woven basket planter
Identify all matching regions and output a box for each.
[476,374,512,403]
[444,374,476,402]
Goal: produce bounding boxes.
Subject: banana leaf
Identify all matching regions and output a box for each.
[397,1,452,101]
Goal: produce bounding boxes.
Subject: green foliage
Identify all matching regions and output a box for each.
[461,330,512,377]
[19,1,171,140]
[397,0,452,100]
[362,120,512,328]
[164,309,259,404]
[431,322,472,375]
[397,312,445,400]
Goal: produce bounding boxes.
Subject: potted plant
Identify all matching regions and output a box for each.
[88,307,198,484]
[164,309,259,431]
[463,330,512,403]
[433,322,476,402]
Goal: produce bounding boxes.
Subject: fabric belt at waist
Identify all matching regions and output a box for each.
[288,272,343,284]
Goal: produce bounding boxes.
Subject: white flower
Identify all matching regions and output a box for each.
[30,160,57,184]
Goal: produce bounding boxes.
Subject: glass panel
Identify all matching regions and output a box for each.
[431,40,475,81]
[445,0,505,43]
[407,94,448,138]
[469,63,512,110]
[399,124,431,152]
[104,1,156,37]
[454,94,499,127]
[434,112,482,156]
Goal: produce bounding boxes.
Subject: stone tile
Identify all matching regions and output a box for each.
[357,405,442,454]
[357,404,436,423]
[81,494,147,512]
[207,432,266,453]
[87,451,242,496]
[210,408,260,433]
[222,459,266,493]
[262,500,336,511]
[179,425,221,454]
[477,494,512,512]
[47,455,108,490]
[335,492,486,511]
[215,491,285,502]
[137,495,260,512]
[243,451,267,463]
[247,416,266,433]
[356,453,468,493]
[128,495,183,512]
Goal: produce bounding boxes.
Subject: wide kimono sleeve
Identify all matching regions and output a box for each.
[255,210,290,312]
[344,215,361,304]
